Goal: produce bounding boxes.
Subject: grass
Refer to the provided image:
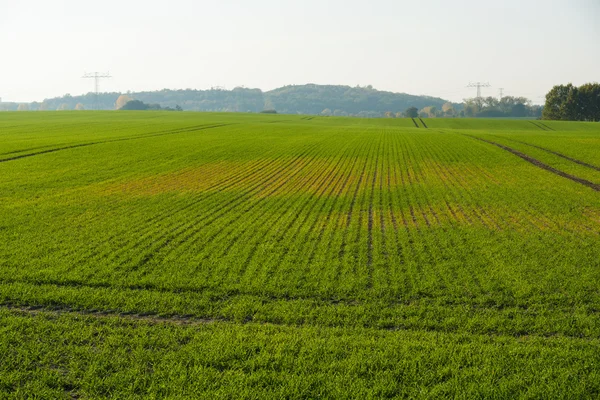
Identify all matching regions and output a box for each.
[1,111,599,398]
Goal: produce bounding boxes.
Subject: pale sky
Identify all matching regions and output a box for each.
[1,0,598,104]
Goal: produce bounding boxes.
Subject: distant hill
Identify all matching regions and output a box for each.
[3,84,457,117]
[265,84,453,117]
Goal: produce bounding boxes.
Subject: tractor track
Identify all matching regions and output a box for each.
[467,135,600,192]
[0,123,234,163]
[489,135,600,172]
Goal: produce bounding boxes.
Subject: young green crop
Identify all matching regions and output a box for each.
[1,111,599,397]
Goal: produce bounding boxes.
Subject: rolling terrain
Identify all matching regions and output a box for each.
[1,112,599,398]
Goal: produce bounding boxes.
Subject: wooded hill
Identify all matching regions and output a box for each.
[2,84,456,117]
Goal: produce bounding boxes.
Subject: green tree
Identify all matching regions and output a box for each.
[404,107,418,118]
[577,83,600,122]
[120,100,150,110]
[511,103,527,118]
[542,83,576,120]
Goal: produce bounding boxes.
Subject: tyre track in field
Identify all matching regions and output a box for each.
[466,135,600,192]
[489,134,600,172]
[473,148,595,231]
[537,121,555,131]
[529,120,554,132]
[432,133,504,230]
[432,133,502,229]
[446,132,548,232]
[0,123,233,163]
[0,120,172,156]
[451,132,596,232]
[436,131,563,233]
[419,118,428,128]
[4,303,599,340]
[411,118,419,128]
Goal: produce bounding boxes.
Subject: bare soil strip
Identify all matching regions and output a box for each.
[468,135,600,192]
[490,135,600,172]
[3,301,597,340]
[2,303,222,326]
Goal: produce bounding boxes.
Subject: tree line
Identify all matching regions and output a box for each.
[542,83,600,121]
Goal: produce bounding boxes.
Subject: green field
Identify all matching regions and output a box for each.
[1,112,599,398]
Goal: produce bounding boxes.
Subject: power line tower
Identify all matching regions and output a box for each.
[82,72,112,110]
[467,82,491,98]
[498,88,504,99]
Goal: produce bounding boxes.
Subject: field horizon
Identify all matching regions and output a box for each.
[1,111,599,398]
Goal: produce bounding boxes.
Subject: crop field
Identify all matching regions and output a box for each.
[1,112,599,398]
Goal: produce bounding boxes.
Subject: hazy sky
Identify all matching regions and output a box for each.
[1,0,598,103]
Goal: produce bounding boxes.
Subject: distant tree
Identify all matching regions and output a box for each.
[511,103,527,117]
[529,105,543,119]
[321,108,332,116]
[39,102,49,111]
[17,103,29,111]
[115,94,134,110]
[57,103,70,111]
[464,104,477,117]
[420,106,438,118]
[75,103,85,110]
[395,112,403,118]
[477,108,506,118]
[542,83,600,121]
[542,84,576,120]
[404,107,418,118]
[119,100,149,110]
[384,111,395,118]
[578,83,600,121]
[260,109,277,114]
[442,102,455,117]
